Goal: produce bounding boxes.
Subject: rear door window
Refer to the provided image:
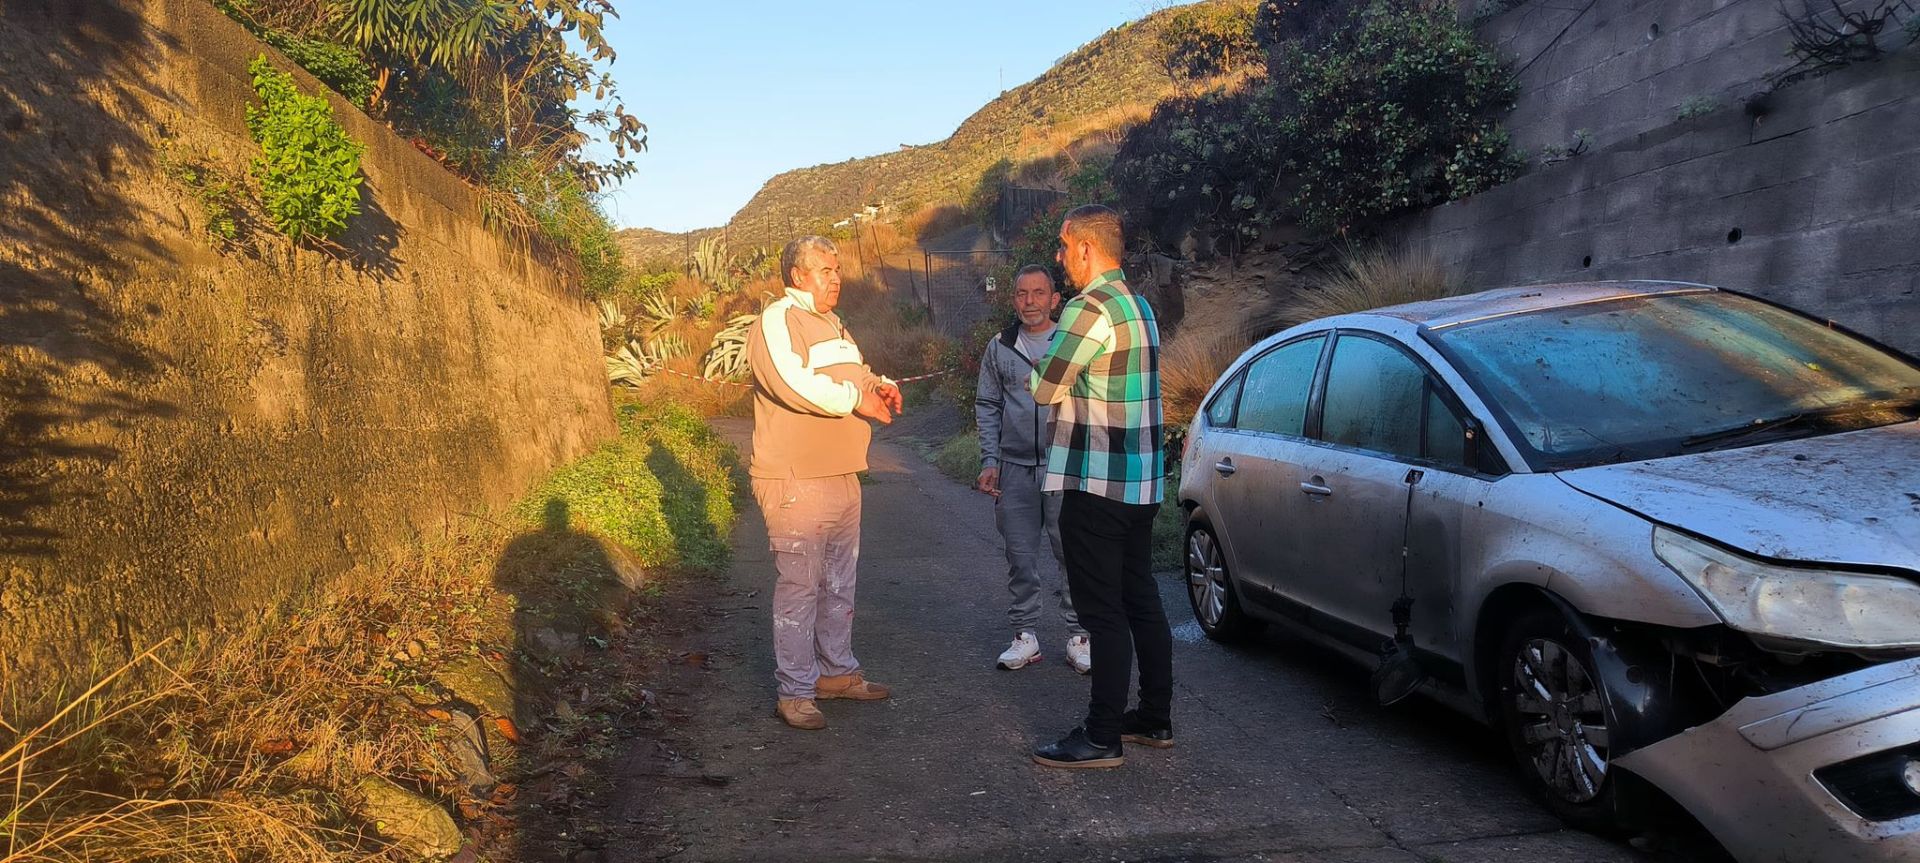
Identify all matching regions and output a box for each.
[1204,369,1246,429]
[1236,335,1326,437]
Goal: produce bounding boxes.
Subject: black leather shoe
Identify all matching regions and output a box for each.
[1120,710,1174,749]
[1032,726,1124,769]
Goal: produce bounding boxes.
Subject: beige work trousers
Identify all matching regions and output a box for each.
[751,474,863,699]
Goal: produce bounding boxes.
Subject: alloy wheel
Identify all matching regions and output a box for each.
[1510,637,1611,803]
[1186,529,1227,628]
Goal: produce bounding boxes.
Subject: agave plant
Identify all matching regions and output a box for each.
[596,297,627,331]
[632,291,677,335]
[607,339,653,387]
[605,334,690,387]
[701,314,757,381]
[691,235,736,291]
[684,289,719,320]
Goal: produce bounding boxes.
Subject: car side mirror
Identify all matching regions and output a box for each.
[1463,416,1508,476]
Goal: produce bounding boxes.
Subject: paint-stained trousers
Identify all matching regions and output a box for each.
[752,474,863,700]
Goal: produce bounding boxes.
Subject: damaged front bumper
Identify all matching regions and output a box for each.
[1617,656,1920,863]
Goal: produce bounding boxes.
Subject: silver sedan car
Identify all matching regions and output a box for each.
[1178,281,1920,863]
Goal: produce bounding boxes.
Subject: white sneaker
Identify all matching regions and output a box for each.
[1066,635,1092,675]
[997,632,1042,670]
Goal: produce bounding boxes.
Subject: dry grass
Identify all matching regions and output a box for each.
[0,512,617,863]
[900,204,972,244]
[1016,100,1156,162]
[1274,246,1462,328]
[836,275,950,380]
[1161,322,1259,427]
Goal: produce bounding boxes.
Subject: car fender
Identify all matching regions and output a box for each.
[1457,480,1720,705]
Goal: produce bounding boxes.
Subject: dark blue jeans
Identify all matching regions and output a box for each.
[1059,490,1172,746]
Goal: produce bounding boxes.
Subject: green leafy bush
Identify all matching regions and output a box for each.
[1161,2,1260,81]
[1277,6,1521,234]
[1111,83,1287,253]
[246,55,364,242]
[261,30,375,107]
[517,401,739,573]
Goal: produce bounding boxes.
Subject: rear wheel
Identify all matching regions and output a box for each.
[1185,519,1255,642]
[1494,605,1623,832]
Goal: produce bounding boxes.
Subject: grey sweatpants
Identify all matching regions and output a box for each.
[752,474,863,700]
[996,462,1082,635]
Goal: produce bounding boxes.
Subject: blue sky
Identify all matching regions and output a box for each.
[592,2,1161,232]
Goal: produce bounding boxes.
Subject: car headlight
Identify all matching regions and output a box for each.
[1653,527,1920,651]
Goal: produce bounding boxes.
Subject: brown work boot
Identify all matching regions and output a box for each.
[816,671,890,701]
[776,698,826,730]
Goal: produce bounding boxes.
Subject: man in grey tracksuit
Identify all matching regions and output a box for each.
[976,265,1089,674]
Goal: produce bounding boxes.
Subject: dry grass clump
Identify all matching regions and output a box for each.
[1161,322,1259,427]
[0,535,508,862]
[1275,246,1462,328]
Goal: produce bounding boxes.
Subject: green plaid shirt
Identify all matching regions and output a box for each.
[1028,269,1164,505]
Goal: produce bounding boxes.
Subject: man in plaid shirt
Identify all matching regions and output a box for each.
[1027,204,1171,769]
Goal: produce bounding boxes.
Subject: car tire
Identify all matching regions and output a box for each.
[1493,605,1632,833]
[1185,518,1256,642]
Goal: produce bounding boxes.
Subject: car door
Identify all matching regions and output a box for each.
[1287,331,1502,657]
[1203,333,1329,605]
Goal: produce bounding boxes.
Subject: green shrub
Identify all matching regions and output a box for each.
[261,30,375,108]
[516,401,739,573]
[490,157,626,297]
[246,55,364,242]
[1111,83,1287,253]
[1277,6,1521,234]
[1161,2,1260,81]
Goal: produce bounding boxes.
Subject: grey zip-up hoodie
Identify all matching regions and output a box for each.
[976,322,1056,469]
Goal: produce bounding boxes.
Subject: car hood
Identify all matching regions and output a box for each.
[1557,421,1920,570]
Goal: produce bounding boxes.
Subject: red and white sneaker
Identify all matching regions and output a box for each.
[996,632,1042,670]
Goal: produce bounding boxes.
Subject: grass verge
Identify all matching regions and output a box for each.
[1,399,740,863]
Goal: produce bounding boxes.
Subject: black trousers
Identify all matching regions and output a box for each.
[1059,489,1172,746]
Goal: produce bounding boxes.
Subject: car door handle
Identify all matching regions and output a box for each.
[1213,458,1237,477]
[1300,477,1333,497]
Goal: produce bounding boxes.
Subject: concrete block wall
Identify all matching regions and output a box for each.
[1392,4,1920,354]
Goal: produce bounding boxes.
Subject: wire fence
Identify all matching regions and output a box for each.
[920,248,1012,338]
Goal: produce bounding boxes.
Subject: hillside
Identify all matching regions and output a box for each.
[619,1,1208,257]
[616,225,718,266]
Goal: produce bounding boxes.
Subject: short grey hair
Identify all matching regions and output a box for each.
[781,235,838,288]
[1014,264,1059,293]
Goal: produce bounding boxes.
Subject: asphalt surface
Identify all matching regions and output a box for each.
[627,419,1651,863]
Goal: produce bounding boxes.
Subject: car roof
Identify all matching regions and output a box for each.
[1349,280,1719,330]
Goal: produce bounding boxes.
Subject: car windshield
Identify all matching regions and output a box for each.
[1429,291,1920,470]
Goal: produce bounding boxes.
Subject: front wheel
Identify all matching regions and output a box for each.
[1185,519,1256,642]
[1494,606,1625,832]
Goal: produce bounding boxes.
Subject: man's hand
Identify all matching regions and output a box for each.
[855,387,894,424]
[975,465,1000,497]
[877,381,904,415]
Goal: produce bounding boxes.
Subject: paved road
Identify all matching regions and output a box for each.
[624,421,1650,863]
